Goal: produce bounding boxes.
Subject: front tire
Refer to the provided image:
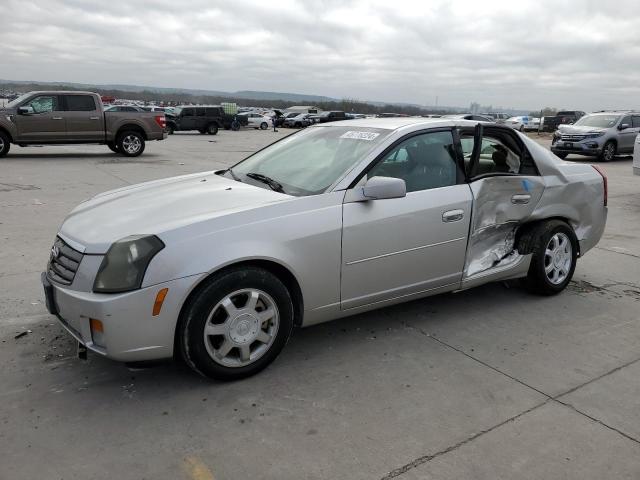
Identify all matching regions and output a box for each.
[207,123,219,135]
[599,140,616,162]
[260,122,268,130]
[117,130,145,157]
[180,267,294,380]
[524,220,577,295]
[0,130,10,157]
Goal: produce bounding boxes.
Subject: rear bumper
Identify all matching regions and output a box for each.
[42,272,200,362]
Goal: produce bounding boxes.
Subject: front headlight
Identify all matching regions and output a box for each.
[93,235,164,293]
[586,132,605,138]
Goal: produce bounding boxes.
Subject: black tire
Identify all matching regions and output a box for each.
[519,125,524,132]
[555,152,568,159]
[523,220,578,295]
[199,129,207,135]
[260,122,268,130]
[180,267,294,380]
[599,140,616,162]
[116,130,145,157]
[166,124,175,135]
[207,123,219,135]
[107,142,120,154]
[0,130,10,157]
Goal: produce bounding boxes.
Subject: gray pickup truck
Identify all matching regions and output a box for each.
[0,91,167,157]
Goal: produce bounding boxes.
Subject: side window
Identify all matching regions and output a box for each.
[621,116,632,128]
[195,108,206,116]
[182,108,194,117]
[367,131,459,193]
[461,134,531,177]
[23,95,59,114]
[65,95,96,111]
[632,116,640,128]
[205,108,219,116]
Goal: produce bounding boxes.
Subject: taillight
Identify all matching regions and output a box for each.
[155,115,166,129]
[592,165,608,206]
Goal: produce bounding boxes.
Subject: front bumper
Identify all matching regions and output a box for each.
[551,139,603,156]
[42,272,200,362]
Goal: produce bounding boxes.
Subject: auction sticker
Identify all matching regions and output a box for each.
[340,131,380,141]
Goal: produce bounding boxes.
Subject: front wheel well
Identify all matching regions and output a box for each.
[116,124,147,140]
[174,260,304,356]
[0,127,13,142]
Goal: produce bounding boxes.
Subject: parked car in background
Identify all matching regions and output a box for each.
[283,113,314,128]
[505,116,539,132]
[309,111,348,123]
[482,113,509,123]
[105,105,146,112]
[42,117,606,380]
[551,111,640,161]
[240,113,271,130]
[141,106,167,113]
[0,91,166,157]
[165,105,248,134]
[442,113,493,121]
[276,111,299,127]
[540,111,586,132]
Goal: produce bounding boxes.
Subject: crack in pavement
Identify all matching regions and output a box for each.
[379,323,640,479]
[595,246,640,260]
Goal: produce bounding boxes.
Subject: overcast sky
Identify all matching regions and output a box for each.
[1,0,638,110]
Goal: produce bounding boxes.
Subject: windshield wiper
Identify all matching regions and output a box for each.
[245,172,285,193]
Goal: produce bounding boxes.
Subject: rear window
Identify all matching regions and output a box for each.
[65,95,96,111]
[205,107,222,116]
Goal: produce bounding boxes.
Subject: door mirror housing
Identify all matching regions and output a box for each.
[348,176,406,202]
[17,106,32,115]
[619,123,630,130]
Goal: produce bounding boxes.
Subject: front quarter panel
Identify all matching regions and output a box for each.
[143,192,345,321]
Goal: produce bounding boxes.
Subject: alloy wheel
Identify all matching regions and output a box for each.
[603,143,615,161]
[544,232,572,285]
[122,135,142,154]
[203,289,280,367]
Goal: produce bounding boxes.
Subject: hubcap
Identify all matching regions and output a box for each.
[604,144,614,161]
[203,289,279,367]
[122,135,141,154]
[0,136,4,151]
[544,233,572,285]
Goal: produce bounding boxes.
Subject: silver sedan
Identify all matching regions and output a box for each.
[42,118,607,380]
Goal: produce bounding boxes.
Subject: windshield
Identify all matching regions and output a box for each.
[172,107,182,115]
[229,126,391,196]
[6,93,32,108]
[574,115,620,128]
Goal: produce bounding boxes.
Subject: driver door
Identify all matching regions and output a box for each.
[341,129,473,310]
[14,94,66,142]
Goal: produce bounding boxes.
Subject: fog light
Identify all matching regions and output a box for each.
[588,142,598,148]
[90,318,105,348]
[152,288,169,316]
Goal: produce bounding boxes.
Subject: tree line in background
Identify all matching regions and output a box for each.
[0,82,453,116]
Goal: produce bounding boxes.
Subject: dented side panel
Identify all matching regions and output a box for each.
[464,176,545,278]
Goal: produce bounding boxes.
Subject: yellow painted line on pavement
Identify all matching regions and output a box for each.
[184,455,215,480]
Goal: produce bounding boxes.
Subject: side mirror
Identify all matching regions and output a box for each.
[347,176,406,202]
[17,106,31,115]
[620,123,630,130]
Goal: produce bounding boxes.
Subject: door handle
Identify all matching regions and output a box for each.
[442,209,464,222]
[512,194,531,204]
[52,117,63,120]
[89,116,100,120]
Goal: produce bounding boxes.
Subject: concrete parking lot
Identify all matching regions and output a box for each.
[1,129,639,480]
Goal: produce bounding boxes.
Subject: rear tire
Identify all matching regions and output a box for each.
[179,267,294,381]
[207,123,219,135]
[0,130,10,157]
[166,124,175,135]
[523,220,577,295]
[117,130,145,157]
[599,140,615,162]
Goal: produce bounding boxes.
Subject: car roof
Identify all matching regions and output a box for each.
[310,117,496,131]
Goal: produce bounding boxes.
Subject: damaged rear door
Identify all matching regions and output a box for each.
[460,125,545,282]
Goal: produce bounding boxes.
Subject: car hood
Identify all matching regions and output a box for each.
[557,125,607,134]
[60,172,289,253]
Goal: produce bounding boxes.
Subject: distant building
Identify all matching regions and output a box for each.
[285,105,320,114]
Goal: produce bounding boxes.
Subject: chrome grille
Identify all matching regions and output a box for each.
[47,237,83,285]
[560,134,587,142]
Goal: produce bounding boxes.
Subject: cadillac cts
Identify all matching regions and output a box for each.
[42,118,607,380]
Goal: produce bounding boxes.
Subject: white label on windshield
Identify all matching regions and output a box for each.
[340,131,380,141]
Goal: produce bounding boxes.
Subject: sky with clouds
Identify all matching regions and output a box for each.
[1,0,639,110]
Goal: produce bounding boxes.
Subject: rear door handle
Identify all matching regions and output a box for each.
[89,116,100,120]
[52,117,63,120]
[511,194,531,204]
[442,209,464,222]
